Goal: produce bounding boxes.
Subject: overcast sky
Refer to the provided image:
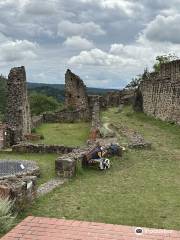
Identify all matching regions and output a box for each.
[0,0,180,88]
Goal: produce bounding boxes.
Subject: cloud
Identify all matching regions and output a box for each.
[63,36,94,50]
[143,14,180,44]
[0,37,38,63]
[68,48,137,68]
[58,20,105,38]
[80,0,143,17]
[23,0,57,15]
[1,0,180,89]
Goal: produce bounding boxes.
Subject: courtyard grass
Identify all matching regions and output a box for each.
[13,107,180,231]
[33,122,90,147]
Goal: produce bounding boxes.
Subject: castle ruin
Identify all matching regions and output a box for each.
[6,66,31,145]
[134,60,180,124]
[65,69,89,110]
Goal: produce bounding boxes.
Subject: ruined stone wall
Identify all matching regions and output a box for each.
[12,143,75,154]
[6,66,31,144]
[65,69,89,110]
[43,109,90,123]
[102,89,135,108]
[31,115,44,129]
[138,60,180,124]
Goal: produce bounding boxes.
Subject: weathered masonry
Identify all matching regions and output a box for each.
[135,60,180,124]
[6,66,31,145]
[65,69,89,110]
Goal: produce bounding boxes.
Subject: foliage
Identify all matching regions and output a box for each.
[30,92,62,116]
[28,85,65,102]
[153,54,178,72]
[0,198,15,234]
[125,68,149,89]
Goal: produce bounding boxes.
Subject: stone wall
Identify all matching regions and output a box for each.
[31,115,44,129]
[102,89,135,108]
[89,97,101,141]
[5,66,31,145]
[135,60,180,124]
[12,143,75,154]
[0,176,37,211]
[65,69,89,110]
[43,108,90,123]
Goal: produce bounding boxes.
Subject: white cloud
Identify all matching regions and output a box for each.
[80,0,143,16]
[143,14,180,44]
[57,20,105,37]
[63,36,94,50]
[0,37,38,63]
[68,48,137,68]
[23,0,57,15]
[68,30,180,74]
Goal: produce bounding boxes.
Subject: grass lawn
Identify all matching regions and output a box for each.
[33,122,90,147]
[13,107,180,231]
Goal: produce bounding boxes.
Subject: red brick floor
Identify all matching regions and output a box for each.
[1,216,180,240]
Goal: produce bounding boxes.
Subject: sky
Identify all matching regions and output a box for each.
[0,0,180,89]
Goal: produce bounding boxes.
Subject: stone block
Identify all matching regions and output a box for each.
[55,157,76,178]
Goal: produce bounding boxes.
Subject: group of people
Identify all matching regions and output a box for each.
[87,142,121,170]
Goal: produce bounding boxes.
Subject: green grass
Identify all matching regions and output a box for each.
[1,108,180,231]
[17,107,180,230]
[33,122,90,147]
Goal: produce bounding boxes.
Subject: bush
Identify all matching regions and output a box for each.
[0,198,16,234]
[30,92,61,116]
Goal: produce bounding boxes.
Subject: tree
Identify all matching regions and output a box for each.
[153,54,178,72]
[30,92,61,116]
[125,68,149,89]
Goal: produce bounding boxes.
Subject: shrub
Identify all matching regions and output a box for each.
[0,198,16,234]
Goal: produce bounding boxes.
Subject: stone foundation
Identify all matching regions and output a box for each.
[43,109,90,123]
[0,176,37,211]
[0,159,39,211]
[55,157,76,178]
[12,143,75,154]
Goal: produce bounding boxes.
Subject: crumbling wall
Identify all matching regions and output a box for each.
[43,109,90,123]
[65,69,89,110]
[137,60,180,124]
[6,66,31,144]
[12,143,75,154]
[102,89,135,108]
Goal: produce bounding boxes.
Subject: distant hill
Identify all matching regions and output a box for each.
[27,82,116,102]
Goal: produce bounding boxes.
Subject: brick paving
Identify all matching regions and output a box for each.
[1,216,180,240]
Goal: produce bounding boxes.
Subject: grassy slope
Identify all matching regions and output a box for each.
[15,107,180,230]
[34,123,90,147]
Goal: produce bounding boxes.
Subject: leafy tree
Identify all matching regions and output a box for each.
[125,68,149,89]
[153,54,178,72]
[30,92,62,116]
